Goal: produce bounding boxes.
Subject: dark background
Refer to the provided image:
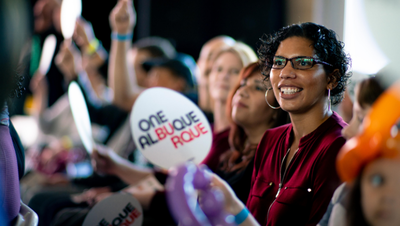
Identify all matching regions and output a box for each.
[12,0,285,115]
[52,0,285,59]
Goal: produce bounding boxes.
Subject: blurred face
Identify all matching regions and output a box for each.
[197,40,232,111]
[129,48,152,88]
[147,67,185,92]
[231,72,276,129]
[361,158,400,226]
[198,40,230,80]
[338,90,354,123]
[270,36,329,114]
[209,52,243,102]
[33,0,58,33]
[341,85,372,139]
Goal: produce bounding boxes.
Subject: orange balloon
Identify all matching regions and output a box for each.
[337,81,400,182]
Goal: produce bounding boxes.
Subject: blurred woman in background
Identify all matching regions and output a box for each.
[318,77,385,226]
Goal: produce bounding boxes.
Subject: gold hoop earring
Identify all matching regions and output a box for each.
[265,88,280,109]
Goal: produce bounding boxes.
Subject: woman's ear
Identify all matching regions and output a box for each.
[327,69,340,90]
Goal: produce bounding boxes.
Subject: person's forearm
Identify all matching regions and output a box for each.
[113,158,152,185]
[230,200,260,226]
[109,39,137,111]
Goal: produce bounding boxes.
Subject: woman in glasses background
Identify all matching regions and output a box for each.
[210,22,352,226]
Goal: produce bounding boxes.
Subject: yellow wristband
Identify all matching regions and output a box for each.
[85,38,100,55]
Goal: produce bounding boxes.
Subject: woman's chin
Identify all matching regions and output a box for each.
[279,104,303,114]
[212,92,229,103]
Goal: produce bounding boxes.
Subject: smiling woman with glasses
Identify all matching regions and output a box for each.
[209,22,352,226]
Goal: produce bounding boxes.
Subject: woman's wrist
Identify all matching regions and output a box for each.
[111,31,133,41]
[230,198,245,215]
[234,206,250,225]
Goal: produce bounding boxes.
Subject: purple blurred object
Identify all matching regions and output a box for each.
[166,162,236,226]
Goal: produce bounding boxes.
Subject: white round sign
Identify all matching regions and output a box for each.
[83,194,143,226]
[68,81,93,154]
[60,0,82,39]
[38,34,57,75]
[130,88,212,169]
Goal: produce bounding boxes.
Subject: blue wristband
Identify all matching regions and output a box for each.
[235,207,249,225]
[111,32,133,41]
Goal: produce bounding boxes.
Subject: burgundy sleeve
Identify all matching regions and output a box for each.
[307,137,346,226]
[200,129,230,172]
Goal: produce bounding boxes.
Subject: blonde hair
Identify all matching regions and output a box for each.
[214,42,258,68]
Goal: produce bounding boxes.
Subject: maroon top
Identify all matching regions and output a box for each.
[201,128,230,171]
[246,112,347,226]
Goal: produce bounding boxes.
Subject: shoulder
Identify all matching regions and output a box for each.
[313,113,347,164]
[263,123,291,139]
[320,112,347,148]
[256,123,291,156]
[330,112,348,132]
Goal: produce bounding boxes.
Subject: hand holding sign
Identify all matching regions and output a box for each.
[91,145,122,175]
[55,41,79,82]
[73,18,96,48]
[68,81,94,154]
[109,0,136,34]
[166,162,236,226]
[130,88,212,169]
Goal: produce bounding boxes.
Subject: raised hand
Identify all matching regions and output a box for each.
[55,41,81,82]
[73,19,91,48]
[109,0,136,34]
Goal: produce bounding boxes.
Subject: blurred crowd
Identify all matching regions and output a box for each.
[1,0,400,226]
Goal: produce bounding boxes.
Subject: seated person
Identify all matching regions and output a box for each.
[318,77,385,226]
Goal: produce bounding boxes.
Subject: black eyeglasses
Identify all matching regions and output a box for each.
[267,56,333,70]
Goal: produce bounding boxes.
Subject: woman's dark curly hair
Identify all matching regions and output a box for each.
[258,22,352,105]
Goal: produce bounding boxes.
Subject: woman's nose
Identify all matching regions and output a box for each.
[279,62,296,79]
[238,87,249,98]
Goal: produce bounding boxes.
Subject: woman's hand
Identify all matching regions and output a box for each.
[73,18,91,49]
[91,145,124,175]
[207,171,244,216]
[209,173,261,226]
[109,0,136,34]
[91,192,114,206]
[71,186,112,205]
[55,41,80,82]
